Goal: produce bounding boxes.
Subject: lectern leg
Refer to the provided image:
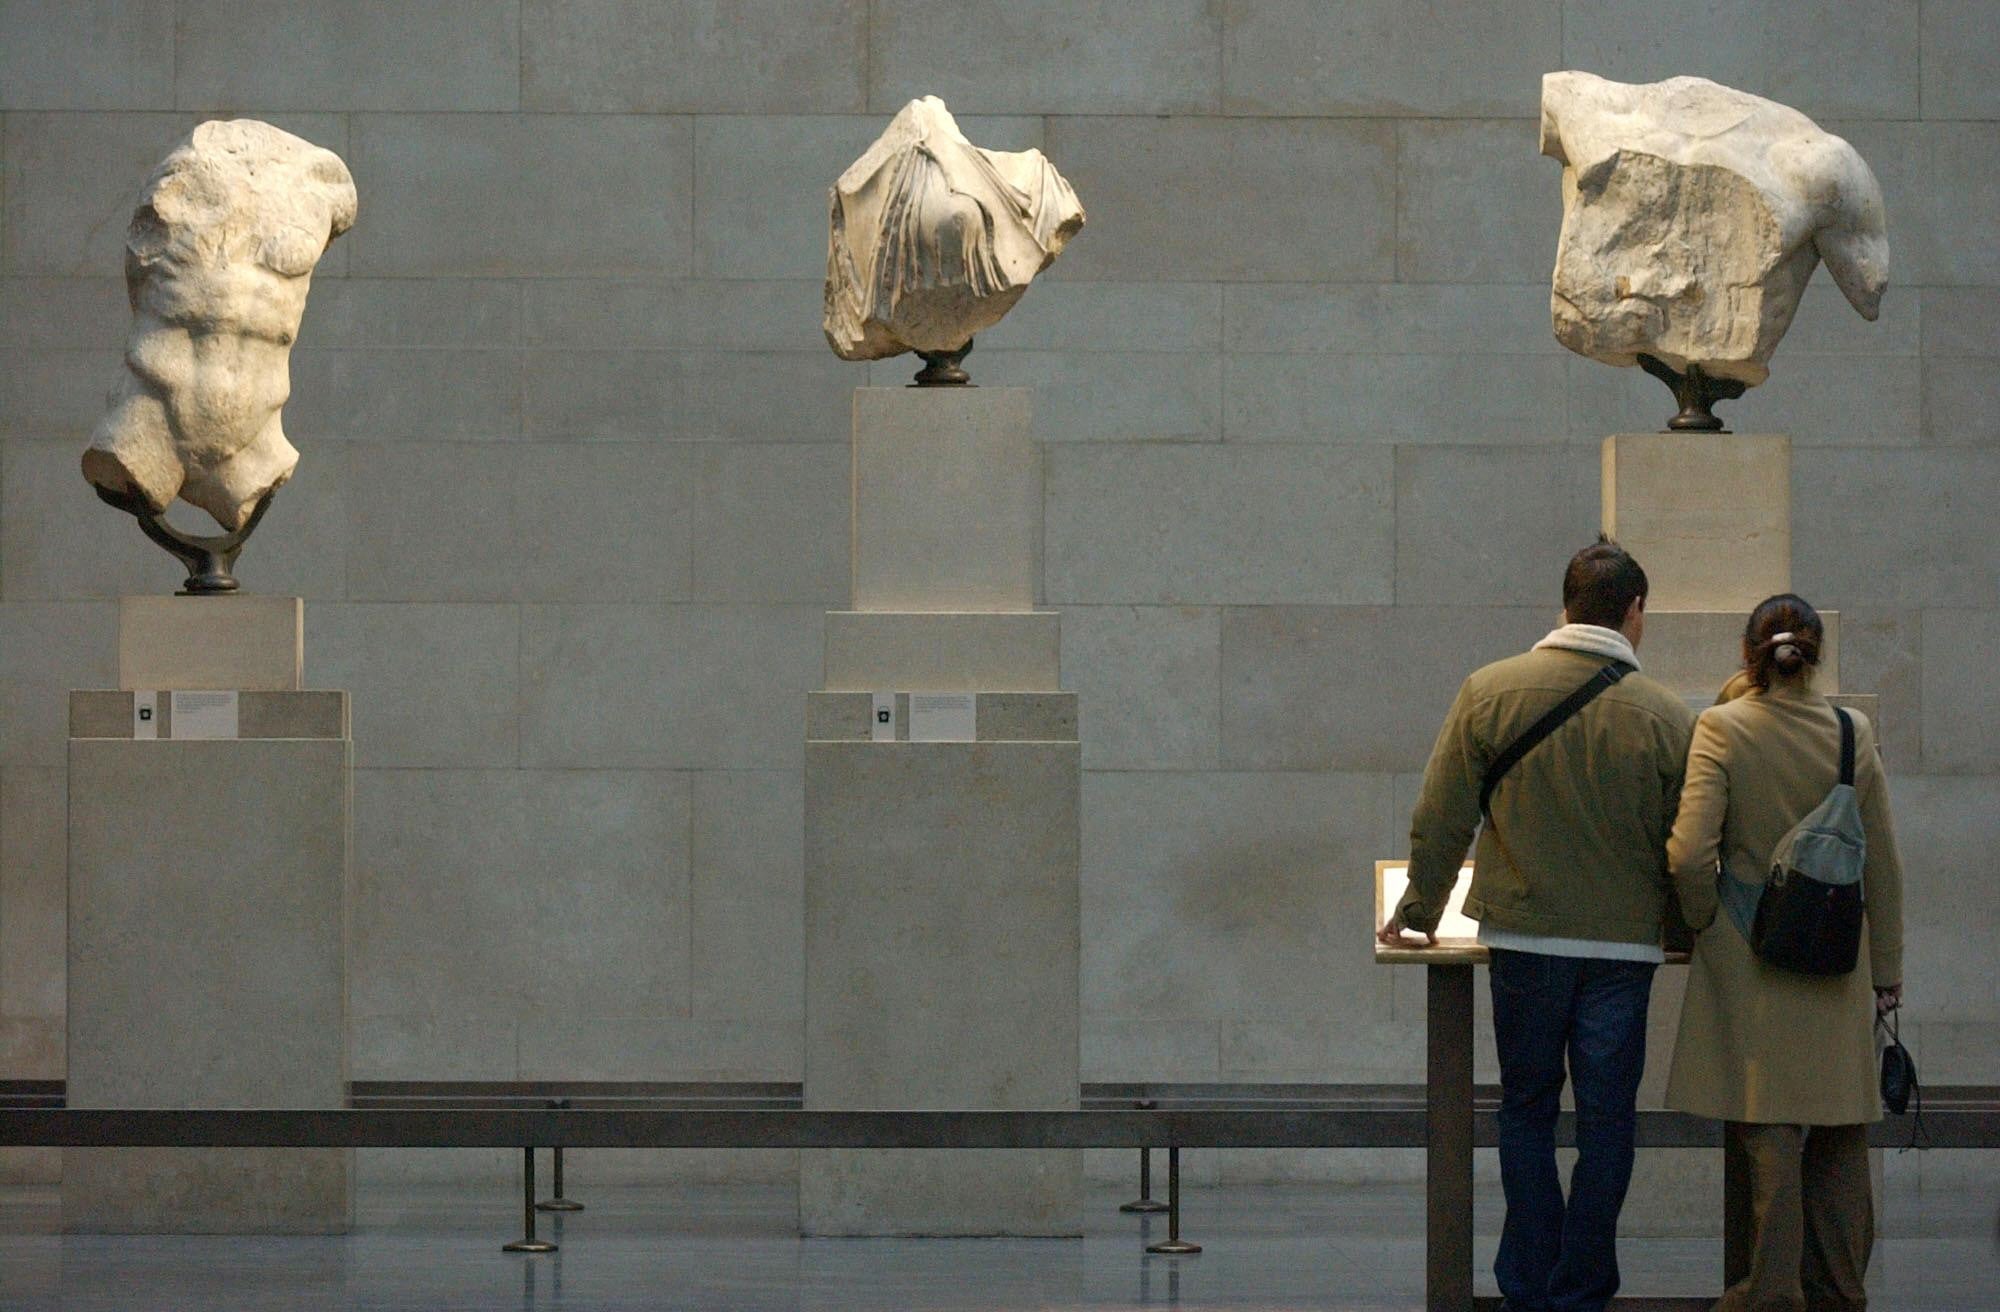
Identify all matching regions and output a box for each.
[1428,963,1476,1312]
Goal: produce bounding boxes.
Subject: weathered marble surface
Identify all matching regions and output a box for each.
[1540,71,1887,387]
[83,120,356,529]
[824,97,1083,362]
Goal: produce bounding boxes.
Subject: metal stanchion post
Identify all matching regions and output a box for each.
[1119,1100,1168,1214]
[1120,1148,1169,1214]
[1143,1146,1200,1255]
[537,1098,584,1213]
[503,1146,558,1253]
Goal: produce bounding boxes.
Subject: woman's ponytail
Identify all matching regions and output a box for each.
[1744,594,1824,690]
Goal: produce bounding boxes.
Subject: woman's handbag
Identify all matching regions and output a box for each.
[1877,1007,1928,1150]
[1878,1008,1916,1115]
[1719,708,1867,975]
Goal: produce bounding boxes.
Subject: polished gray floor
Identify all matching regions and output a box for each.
[2,1180,1996,1310]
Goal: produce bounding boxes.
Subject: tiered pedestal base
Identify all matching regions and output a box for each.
[1644,610,1843,700]
[823,611,1061,691]
[802,387,1080,1236]
[1600,435,1881,1236]
[63,598,351,1234]
[802,691,1081,1236]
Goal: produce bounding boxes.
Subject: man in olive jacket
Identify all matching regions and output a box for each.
[1378,539,1695,1312]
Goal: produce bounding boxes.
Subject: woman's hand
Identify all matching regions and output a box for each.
[1875,983,1903,1015]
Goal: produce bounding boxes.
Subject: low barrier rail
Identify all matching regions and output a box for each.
[4,1080,1993,1311]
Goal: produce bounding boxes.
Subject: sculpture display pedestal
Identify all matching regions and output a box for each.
[63,597,352,1233]
[801,388,1081,1236]
[1600,435,1877,1245]
[848,388,1042,612]
[117,594,304,691]
[1600,434,1871,716]
[1602,433,1791,612]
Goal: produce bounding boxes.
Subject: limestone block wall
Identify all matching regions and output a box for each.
[1,2,1995,1188]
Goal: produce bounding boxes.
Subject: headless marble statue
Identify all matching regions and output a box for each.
[84,119,356,590]
[824,97,1084,385]
[1540,71,1888,429]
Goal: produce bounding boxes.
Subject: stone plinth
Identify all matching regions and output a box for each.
[823,611,1061,692]
[805,387,1079,1234]
[851,387,1039,612]
[1603,435,1790,611]
[801,692,1080,1236]
[65,708,356,1232]
[119,594,303,691]
[64,678,350,1232]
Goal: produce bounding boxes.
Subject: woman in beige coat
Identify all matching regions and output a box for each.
[1665,594,1904,1312]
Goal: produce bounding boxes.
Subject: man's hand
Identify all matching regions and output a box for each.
[1377,912,1437,948]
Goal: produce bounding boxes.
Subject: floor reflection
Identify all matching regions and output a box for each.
[0,1181,1993,1311]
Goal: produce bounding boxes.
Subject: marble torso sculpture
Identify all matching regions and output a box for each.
[824,96,1084,384]
[1540,72,1887,429]
[84,119,356,590]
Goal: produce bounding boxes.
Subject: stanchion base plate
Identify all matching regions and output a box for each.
[503,1239,558,1253]
[1119,1199,1169,1213]
[536,1199,585,1212]
[1145,1240,1202,1255]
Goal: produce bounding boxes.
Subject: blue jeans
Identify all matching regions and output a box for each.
[1488,948,1656,1312]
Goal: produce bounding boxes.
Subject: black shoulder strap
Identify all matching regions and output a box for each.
[1836,706,1855,786]
[1479,662,1632,816]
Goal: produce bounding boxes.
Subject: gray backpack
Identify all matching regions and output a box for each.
[1719,708,1867,976]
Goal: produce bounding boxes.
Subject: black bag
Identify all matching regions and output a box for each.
[1879,1008,1916,1116]
[1720,708,1872,972]
[1737,709,1866,976]
[1877,1008,1928,1151]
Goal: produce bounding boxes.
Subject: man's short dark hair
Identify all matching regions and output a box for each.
[1563,536,1648,629]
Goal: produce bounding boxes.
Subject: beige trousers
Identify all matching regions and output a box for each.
[1718,1121,1873,1312]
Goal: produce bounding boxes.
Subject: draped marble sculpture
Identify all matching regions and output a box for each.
[824,97,1084,385]
[84,119,356,591]
[1540,71,1888,429]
